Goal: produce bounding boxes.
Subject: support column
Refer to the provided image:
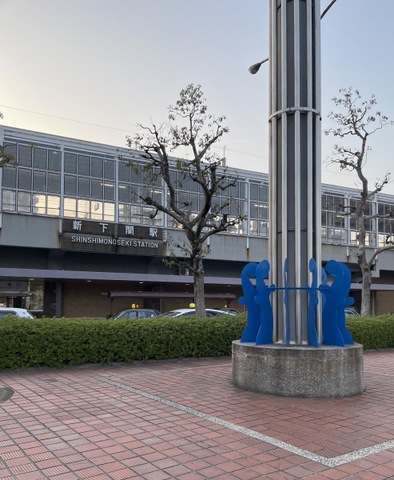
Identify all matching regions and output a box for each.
[269,0,322,344]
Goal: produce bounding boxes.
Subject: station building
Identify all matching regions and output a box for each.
[1,125,394,317]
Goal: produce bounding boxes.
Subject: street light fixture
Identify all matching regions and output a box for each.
[248,57,269,75]
[248,0,339,74]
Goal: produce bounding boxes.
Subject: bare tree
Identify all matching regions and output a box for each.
[326,88,394,316]
[126,84,244,316]
[0,112,13,166]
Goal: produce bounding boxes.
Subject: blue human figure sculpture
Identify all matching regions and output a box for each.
[254,260,274,345]
[320,260,354,346]
[336,262,354,345]
[307,259,319,347]
[239,262,260,342]
[282,259,291,346]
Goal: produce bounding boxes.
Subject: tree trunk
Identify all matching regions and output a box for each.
[193,256,206,316]
[360,264,372,316]
[357,201,371,316]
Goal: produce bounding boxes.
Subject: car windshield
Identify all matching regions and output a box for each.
[160,310,195,317]
[0,311,16,317]
[159,309,228,317]
[112,309,158,320]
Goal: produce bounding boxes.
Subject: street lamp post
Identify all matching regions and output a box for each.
[269,0,322,345]
[233,0,365,398]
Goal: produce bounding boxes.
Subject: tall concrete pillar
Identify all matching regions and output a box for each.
[233,0,365,398]
[268,0,322,344]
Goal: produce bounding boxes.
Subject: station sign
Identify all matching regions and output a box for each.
[60,219,165,256]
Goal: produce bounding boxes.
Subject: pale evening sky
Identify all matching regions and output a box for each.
[1,0,394,192]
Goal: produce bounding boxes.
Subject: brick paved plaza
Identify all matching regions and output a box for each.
[0,350,393,479]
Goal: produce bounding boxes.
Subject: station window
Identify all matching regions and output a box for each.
[249,182,269,237]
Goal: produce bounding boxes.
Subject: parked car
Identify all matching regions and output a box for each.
[345,307,360,317]
[159,308,234,318]
[111,308,159,320]
[0,307,34,318]
[214,307,240,314]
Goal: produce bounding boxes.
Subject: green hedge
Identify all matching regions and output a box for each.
[346,315,394,350]
[0,313,392,370]
[0,314,246,369]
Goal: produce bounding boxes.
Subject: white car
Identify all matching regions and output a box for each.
[0,307,34,318]
[111,308,159,320]
[159,308,234,318]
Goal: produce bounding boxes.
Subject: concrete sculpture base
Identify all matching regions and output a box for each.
[232,341,365,398]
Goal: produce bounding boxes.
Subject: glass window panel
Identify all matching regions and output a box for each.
[260,205,268,220]
[250,204,258,218]
[91,179,103,199]
[118,161,131,182]
[260,185,269,203]
[130,165,141,183]
[64,175,77,195]
[48,150,61,171]
[153,210,164,225]
[91,201,103,220]
[33,194,46,214]
[17,191,31,212]
[249,219,258,235]
[3,143,17,159]
[260,221,269,237]
[64,152,77,173]
[239,181,246,198]
[130,185,141,203]
[33,171,46,192]
[152,167,162,186]
[129,205,141,223]
[2,190,16,211]
[18,144,32,167]
[104,159,115,179]
[64,197,76,217]
[2,167,16,188]
[250,183,259,201]
[142,206,156,224]
[118,183,130,202]
[168,169,177,185]
[350,217,358,229]
[91,157,103,177]
[118,204,131,223]
[104,182,115,200]
[33,147,47,169]
[47,195,60,215]
[18,169,32,190]
[180,176,193,191]
[77,199,90,218]
[334,213,344,228]
[78,177,90,197]
[47,173,61,194]
[78,155,90,175]
[103,202,115,221]
[221,202,230,215]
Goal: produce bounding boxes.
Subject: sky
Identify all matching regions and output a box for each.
[1,0,394,193]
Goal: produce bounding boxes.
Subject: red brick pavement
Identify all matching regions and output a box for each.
[0,350,393,479]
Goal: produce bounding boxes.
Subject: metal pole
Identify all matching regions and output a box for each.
[269,0,321,345]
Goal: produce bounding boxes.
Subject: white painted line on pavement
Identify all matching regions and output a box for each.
[96,376,394,467]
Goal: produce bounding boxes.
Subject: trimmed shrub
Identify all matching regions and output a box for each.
[346,315,394,350]
[0,314,246,369]
[0,313,392,370]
